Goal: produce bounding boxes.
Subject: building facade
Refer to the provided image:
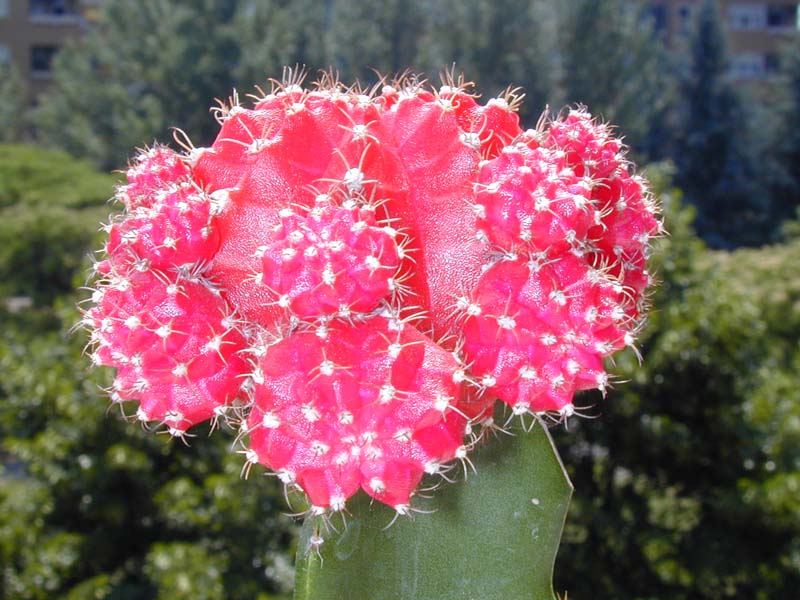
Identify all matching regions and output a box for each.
[0,0,97,100]
[650,0,800,80]
[2,1,798,99]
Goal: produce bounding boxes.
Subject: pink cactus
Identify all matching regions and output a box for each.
[84,73,662,514]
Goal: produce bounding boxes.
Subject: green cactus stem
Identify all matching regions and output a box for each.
[294,416,572,600]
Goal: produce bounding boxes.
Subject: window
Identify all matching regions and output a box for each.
[729,4,767,30]
[31,45,58,76]
[29,0,78,18]
[647,5,668,32]
[678,4,694,33]
[730,52,766,79]
[0,0,9,19]
[767,4,798,29]
[765,52,781,74]
[0,44,10,66]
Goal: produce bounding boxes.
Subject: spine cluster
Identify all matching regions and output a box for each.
[461,110,659,417]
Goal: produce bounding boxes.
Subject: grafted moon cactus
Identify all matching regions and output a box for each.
[84,72,662,516]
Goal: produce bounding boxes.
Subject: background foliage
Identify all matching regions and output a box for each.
[0,146,116,303]
[0,149,296,599]
[554,168,800,598]
[19,0,797,247]
[2,0,799,597]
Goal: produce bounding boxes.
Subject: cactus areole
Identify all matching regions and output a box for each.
[84,72,662,516]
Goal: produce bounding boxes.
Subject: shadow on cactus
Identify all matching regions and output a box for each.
[81,69,661,599]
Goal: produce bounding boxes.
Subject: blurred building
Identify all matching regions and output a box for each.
[650,0,800,80]
[0,0,98,101]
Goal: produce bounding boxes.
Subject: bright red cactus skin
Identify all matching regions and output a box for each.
[246,316,467,511]
[459,255,624,415]
[87,270,247,433]
[474,144,596,253]
[462,109,661,414]
[438,87,522,159]
[121,145,192,211]
[257,197,401,320]
[104,184,220,272]
[85,74,661,513]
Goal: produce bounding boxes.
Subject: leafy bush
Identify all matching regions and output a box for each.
[0,304,296,599]
[0,143,296,600]
[555,170,800,598]
[2,145,797,598]
[0,65,27,143]
[0,145,117,304]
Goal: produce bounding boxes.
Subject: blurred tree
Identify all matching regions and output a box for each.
[232,0,328,95]
[672,0,771,247]
[557,0,675,162]
[0,309,296,599]
[29,0,682,172]
[415,0,559,116]
[0,145,118,304]
[325,0,426,83]
[771,36,800,229]
[35,0,242,170]
[554,165,800,598]
[237,0,426,88]
[0,63,27,143]
[0,148,296,599]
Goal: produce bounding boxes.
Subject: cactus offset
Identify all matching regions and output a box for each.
[84,72,661,514]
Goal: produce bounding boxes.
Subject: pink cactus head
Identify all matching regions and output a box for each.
[84,72,662,515]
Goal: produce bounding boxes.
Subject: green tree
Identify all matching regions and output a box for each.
[0,310,296,599]
[0,145,118,304]
[554,167,800,598]
[233,1,328,90]
[0,63,27,143]
[0,145,297,599]
[771,36,800,229]
[31,0,685,173]
[416,0,558,116]
[557,0,674,161]
[325,0,426,83]
[35,0,241,170]
[673,0,771,247]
